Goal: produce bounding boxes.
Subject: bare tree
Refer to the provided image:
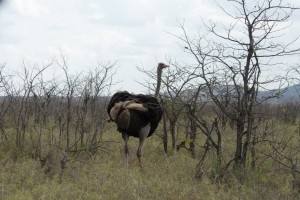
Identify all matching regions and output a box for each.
[0,54,117,160]
[0,64,13,142]
[176,0,300,171]
[161,63,199,150]
[56,55,81,150]
[8,62,52,148]
[138,62,197,153]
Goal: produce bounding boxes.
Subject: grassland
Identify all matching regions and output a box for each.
[0,125,299,200]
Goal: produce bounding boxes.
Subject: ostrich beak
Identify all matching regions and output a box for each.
[158,62,170,69]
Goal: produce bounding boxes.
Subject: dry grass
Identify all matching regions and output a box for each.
[0,127,299,200]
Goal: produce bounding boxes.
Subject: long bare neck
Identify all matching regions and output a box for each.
[155,66,163,98]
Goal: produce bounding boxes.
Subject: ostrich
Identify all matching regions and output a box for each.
[107,63,169,165]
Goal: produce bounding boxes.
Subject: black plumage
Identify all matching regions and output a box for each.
[107,91,162,137]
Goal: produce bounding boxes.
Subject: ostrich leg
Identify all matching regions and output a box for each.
[123,133,129,167]
[137,123,151,166]
[137,138,145,164]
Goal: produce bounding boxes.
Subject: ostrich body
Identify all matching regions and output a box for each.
[107,63,168,164]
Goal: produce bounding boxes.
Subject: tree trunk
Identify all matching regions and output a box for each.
[235,120,244,166]
[251,131,257,170]
[170,120,176,150]
[188,113,197,158]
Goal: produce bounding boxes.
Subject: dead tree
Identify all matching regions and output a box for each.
[176,0,300,172]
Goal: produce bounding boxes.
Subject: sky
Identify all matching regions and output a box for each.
[0,0,300,93]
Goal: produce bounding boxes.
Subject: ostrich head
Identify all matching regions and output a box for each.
[155,63,169,97]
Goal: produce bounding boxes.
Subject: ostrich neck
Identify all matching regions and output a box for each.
[155,68,163,97]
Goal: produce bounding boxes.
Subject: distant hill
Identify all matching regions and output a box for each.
[258,84,300,103]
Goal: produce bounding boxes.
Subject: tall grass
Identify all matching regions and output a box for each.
[0,127,299,200]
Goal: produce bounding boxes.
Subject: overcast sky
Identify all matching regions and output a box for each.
[0,0,299,93]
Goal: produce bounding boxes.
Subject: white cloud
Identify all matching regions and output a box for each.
[87,13,105,23]
[0,0,299,93]
[13,0,49,17]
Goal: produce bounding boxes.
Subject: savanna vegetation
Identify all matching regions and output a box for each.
[1,0,300,199]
